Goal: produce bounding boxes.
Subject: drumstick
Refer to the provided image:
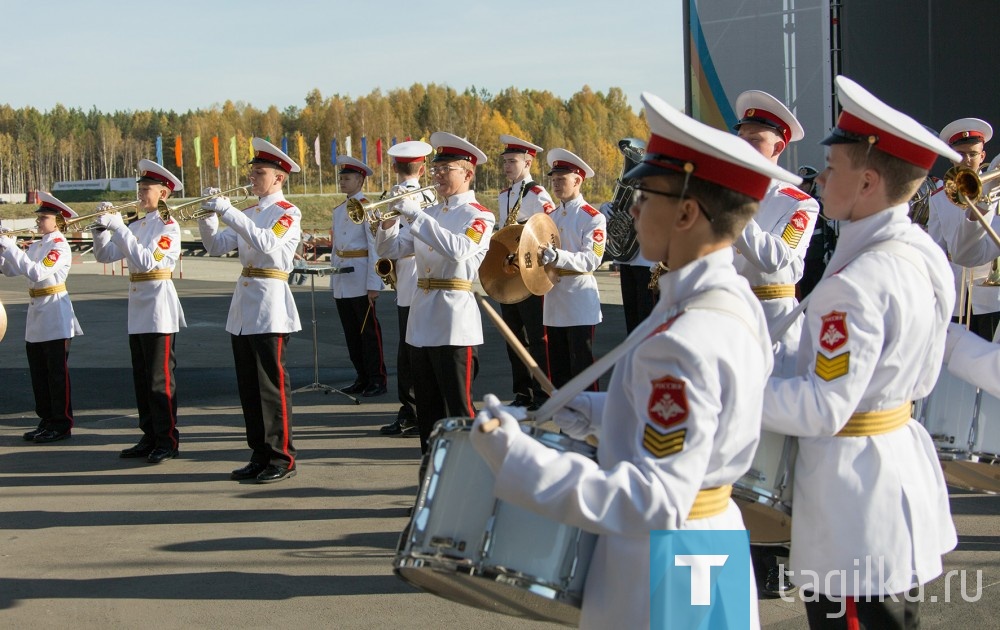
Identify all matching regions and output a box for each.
[475,293,555,395]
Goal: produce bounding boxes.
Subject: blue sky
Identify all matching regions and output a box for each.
[2,0,685,114]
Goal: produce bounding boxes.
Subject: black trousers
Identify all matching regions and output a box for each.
[411,345,478,454]
[231,333,296,467]
[546,325,598,390]
[26,338,73,433]
[500,294,547,401]
[620,264,656,334]
[128,333,179,450]
[396,305,417,421]
[803,589,920,629]
[335,295,387,387]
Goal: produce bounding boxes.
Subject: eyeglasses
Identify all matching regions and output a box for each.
[631,186,714,223]
[430,166,465,176]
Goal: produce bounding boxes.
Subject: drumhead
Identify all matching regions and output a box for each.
[430,417,597,460]
[0,300,6,343]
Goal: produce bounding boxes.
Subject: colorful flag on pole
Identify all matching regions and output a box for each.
[175,136,183,167]
[230,136,237,167]
[248,138,255,161]
[314,135,321,167]
[376,138,383,165]
[155,136,163,165]
[391,136,397,147]
[194,136,202,168]
[297,134,305,170]
[345,136,352,158]
[281,137,289,157]
[212,136,220,169]
[361,136,368,165]
[331,138,337,164]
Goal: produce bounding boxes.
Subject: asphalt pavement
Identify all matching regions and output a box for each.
[0,253,997,629]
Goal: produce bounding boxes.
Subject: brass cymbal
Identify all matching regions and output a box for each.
[480,224,532,304]
[519,213,560,296]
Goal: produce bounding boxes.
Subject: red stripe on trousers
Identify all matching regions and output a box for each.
[164,335,176,448]
[465,346,474,418]
[277,336,294,467]
[63,339,73,428]
[845,597,859,630]
[543,326,552,383]
[372,307,387,382]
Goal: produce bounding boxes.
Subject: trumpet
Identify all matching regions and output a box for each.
[347,185,437,225]
[65,200,141,231]
[375,257,397,290]
[0,225,41,237]
[156,185,253,221]
[943,165,1000,206]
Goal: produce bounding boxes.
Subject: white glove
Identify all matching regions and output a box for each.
[0,235,15,250]
[201,196,233,215]
[470,393,525,475]
[95,201,114,212]
[202,187,221,197]
[552,392,596,440]
[540,243,559,266]
[96,212,125,232]
[394,198,420,221]
[944,322,967,365]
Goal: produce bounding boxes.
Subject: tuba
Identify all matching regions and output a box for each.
[605,138,647,263]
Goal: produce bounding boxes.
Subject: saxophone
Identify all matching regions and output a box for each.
[503,181,529,227]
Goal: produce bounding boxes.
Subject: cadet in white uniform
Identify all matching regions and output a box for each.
[471,92,801,630]
[731,90,820,373]
[199,138,302,484]
[763,76,959,629]
[376,132,494,453]
[539,148,605,389]
[1,193,83,443]
[330,155,387,398]
[93,160,186,463]
[377,141,435,436]
[496,134,555,408]
[927,118,1000,340]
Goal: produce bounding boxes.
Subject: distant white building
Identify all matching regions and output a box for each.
[52,178,136,192]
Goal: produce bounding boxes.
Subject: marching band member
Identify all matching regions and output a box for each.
[944,321,1000,398]
[92,160,186,464]
[539,148,604,389]
[763,76,958,629]
[378,140,435,437]
[471,92,799,630]
[0,192,82,444]
[496,134,555,409]
[375,132,494,454]
[732,90,820,373]
[608,204,658,335]
[198,137,302,484]
[331,155,387,398]
[927,118,1000,340]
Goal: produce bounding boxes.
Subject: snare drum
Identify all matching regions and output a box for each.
[915,366,999,492]
[733,430,796,545]
[394,418,598,626]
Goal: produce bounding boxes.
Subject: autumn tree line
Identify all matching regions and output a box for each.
[0,84,650,203]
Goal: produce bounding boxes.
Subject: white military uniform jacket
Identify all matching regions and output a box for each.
[497,178,555,227]
[493,249,769,630]
[376,179,436,309]
[951,195,1000,268]
[763,205,957,596]
[376,190,493,347]
[330,191,381,298]
[947,325,1000,395]
[0,230,83,342]
[543,195,605,327]
[92,212,186,334]
[734,180,819,373]
[930,186,1000,315]
[198,191,302,335]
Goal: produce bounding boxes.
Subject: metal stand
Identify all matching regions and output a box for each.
[292,264,361,404]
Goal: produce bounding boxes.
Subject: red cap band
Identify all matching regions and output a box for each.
[38,201,71,218]
[948,130,986,145]
[645,133,771,200]
[140,169,176,191]
[837,112,938,169]
[436,146,477,166]
[339,164,368,175]
[741,108,791,143]
[254,150,293,173]
[393,156,424,164]
[551,160,586,178]
[504,143,537,156]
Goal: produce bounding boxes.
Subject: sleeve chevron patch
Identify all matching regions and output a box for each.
[642,425,686,458]
[815,351,850,381]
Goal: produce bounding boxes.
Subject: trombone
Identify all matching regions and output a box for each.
[347,185,437,226]
[943,165,1000,249]
[155,185,253,221]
